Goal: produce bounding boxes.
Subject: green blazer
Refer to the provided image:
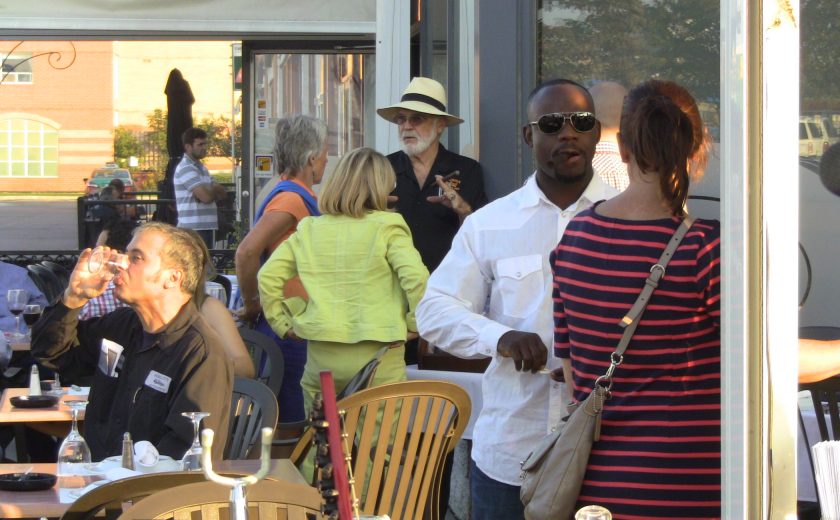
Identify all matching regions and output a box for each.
[258,211,429,343]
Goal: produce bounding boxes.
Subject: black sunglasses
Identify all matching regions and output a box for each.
[529,112,597,134]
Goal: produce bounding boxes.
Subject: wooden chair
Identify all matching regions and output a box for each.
[117,479,322,520]
[225,377,279,459]
[238,327,284,396]
[61,470,246,520]
[290,380,471,520]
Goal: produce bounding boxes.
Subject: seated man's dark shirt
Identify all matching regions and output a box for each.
[32,301,233,460]
[389,145,488,272]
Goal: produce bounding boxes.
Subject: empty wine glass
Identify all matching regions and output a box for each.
[87,247,129,274]
[23,303,42,335]
[58,400,90,475]
[181,411,211,471]
[6,289,28,333]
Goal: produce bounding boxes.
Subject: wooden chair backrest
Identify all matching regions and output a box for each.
[290,380,471,520]
[117,479,322,520]
[61,471,244,520]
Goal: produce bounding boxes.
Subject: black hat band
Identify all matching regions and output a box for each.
[400,93,446,112]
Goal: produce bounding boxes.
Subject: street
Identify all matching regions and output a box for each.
[0,198,79,251]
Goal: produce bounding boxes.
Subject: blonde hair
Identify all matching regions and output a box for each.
[318,147,395,217]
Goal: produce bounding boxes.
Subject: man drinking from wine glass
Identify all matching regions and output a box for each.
[0,261,47,333]
[31,222,233,461]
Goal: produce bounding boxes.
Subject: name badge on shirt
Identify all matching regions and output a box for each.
[98,339,125,378]
[144,370,172,394]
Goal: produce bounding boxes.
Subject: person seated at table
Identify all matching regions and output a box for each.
[0,261,47,332]
[190,231,255,379]
[79,218,137,320]
[108,178,140,219]
[31,222,233,460]
[258,147,429,416]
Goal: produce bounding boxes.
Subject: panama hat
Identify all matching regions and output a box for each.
[377,77,463,127]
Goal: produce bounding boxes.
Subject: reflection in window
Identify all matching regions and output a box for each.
[537,0,720,141]
[1,53,33,84]
[0,118,58,177]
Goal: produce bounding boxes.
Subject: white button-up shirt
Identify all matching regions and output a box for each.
[416,172,618,485]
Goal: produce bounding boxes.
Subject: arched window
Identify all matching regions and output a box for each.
[0,117,58,177]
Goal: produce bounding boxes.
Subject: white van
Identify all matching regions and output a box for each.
[800,116,828,157]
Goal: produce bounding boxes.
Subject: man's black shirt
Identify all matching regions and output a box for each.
[388,145,488,272]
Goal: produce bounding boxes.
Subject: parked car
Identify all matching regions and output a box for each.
[800,116,831,158]
[85,165,135,196]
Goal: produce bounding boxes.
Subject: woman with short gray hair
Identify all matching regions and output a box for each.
[235,114,328,422]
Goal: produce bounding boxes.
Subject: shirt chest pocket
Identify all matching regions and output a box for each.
[127,384,169,438]
[495,254,545,319]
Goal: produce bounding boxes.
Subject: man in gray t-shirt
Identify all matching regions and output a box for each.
[173,127,227,248]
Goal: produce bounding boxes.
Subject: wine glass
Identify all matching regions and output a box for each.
[23,304,42,335]
[181,411,211,471]
[575,505,613,520]
[6,289,28,333]
[87,247,129,274]
[57,400,91,472]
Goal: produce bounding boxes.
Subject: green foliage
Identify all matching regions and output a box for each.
[801,0,840,110]
[539,0,721,111]
[113,127,142,168]
[196,115,242,163]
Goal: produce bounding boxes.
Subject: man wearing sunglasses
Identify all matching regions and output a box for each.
[417,79,618,519]
[377,77,488,275]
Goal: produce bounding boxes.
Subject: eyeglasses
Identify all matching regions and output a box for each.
[529,112,597,134]
[393,113,428,127]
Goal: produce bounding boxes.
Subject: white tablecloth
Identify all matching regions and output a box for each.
[405,365,483,440]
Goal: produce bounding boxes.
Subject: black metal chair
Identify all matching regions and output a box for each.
[27,263,64,303]
[336,345,389,401]
[237,327,284,396]
[225,377,279,460]
[210,274,233,308]
[42,260,71,288]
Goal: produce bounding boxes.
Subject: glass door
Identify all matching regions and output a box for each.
[241,48,375,225]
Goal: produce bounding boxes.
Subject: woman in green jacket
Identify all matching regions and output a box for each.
[258,147,429,414]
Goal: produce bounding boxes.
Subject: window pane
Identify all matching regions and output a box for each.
[11,147,24,160]
[27,148,41,161]
[43,162,57,176]
[43,148,57,161]
[11,133,24,145]
[44,133,58,146]
[537,0,720,142]
[10,163,24,176]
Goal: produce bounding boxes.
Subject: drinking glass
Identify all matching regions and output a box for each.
[181,411,211,471]
[23,304,42,335]
[58,400,90,476]
[575,505,612,520]
[6,289,28,333]
[87,247,129,274]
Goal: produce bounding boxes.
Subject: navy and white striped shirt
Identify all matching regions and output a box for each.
[173,154,218,231]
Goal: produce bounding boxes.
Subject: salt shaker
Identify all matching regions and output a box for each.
[121,432,135,470]
[28,365,42,396]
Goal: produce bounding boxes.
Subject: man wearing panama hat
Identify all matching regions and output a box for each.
[378,77,488,274]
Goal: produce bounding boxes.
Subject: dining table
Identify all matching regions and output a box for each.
[0,387,88,463]
[0,458,307,519]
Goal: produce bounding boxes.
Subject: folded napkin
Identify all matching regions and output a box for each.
[134,440,160,467]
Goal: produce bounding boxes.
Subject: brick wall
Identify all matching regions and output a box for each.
[0,41,113,192]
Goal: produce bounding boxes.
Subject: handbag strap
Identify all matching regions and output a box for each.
[595,215,696,392]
